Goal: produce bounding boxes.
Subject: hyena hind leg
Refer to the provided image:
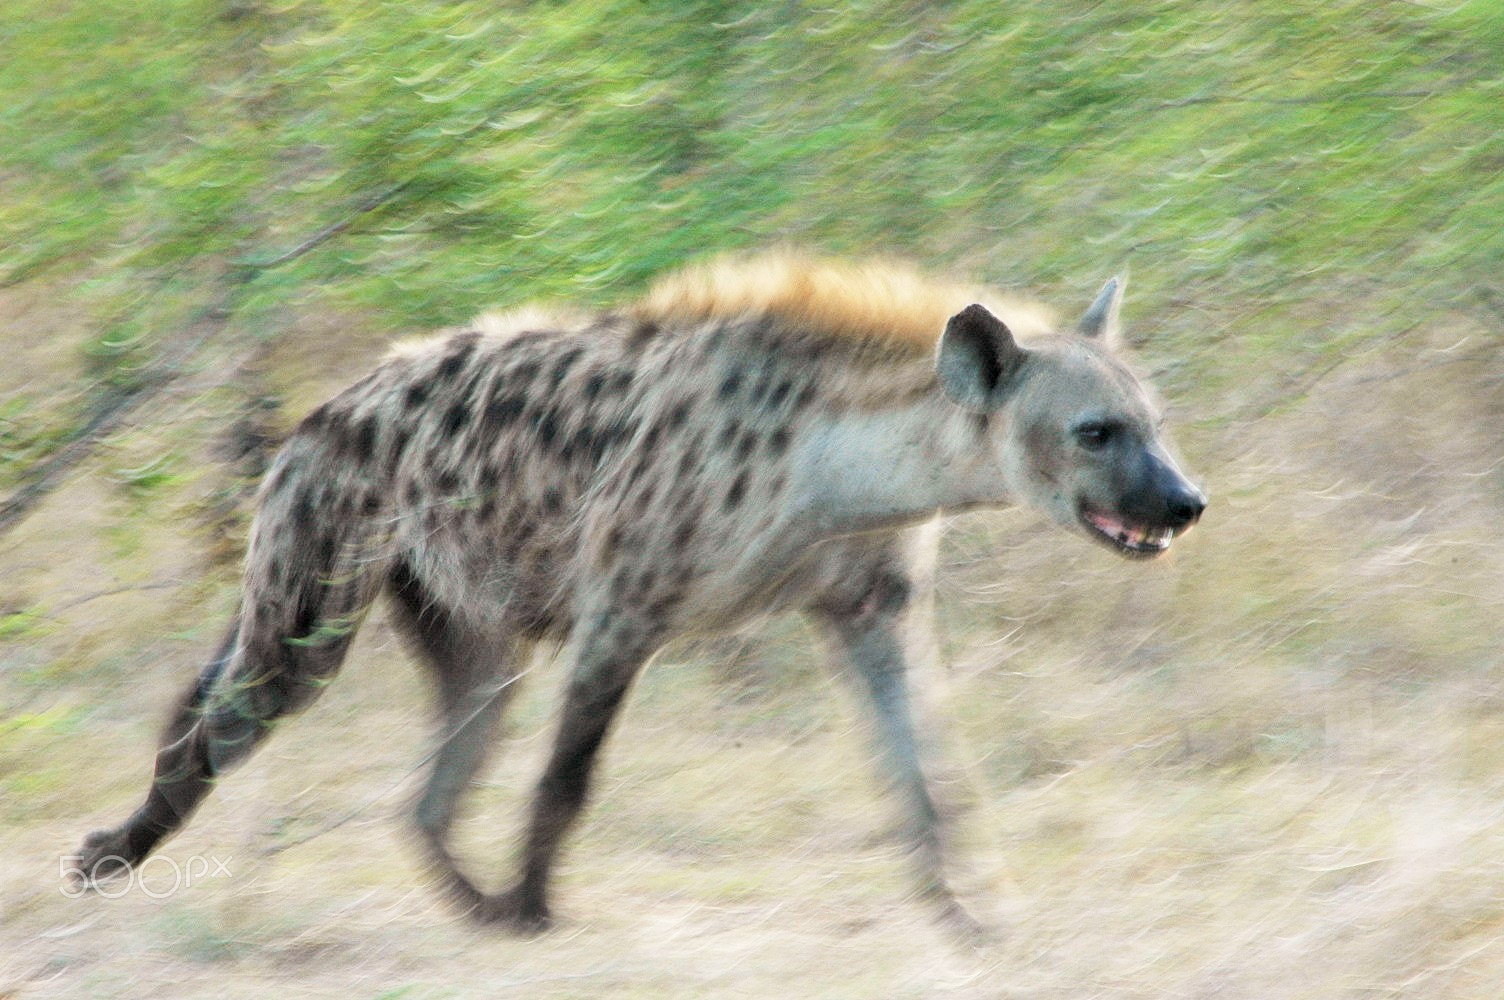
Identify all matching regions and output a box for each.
[70,622,240,885]
[71,610,368,887]
[72,531,384,888]
[386,560,527,918]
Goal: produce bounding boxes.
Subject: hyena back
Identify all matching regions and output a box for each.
[74,253,1204,933]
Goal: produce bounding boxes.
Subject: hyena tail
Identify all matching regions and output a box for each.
[73,426,392,884]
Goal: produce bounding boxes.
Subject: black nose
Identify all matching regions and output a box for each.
[1166,486,1206,530]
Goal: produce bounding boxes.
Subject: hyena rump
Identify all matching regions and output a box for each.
[74,253,1204,932]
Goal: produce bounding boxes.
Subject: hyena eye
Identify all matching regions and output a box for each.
[1074,421,1115,450]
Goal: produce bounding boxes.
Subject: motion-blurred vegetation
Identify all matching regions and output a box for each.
[4,1,1502,400]
[3,2,1503,998]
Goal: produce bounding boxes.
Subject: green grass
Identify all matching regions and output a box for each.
[4,1,1501,366]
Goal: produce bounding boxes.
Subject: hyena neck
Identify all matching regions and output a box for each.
[794,389,1012,537]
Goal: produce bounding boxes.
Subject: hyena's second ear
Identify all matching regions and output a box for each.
[936,304,1027,412]
[1077,275,1125,348]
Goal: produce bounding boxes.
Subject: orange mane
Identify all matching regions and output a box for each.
[634,251,1056,350]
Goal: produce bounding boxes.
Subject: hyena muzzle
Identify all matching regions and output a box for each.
[71,254,1204,934]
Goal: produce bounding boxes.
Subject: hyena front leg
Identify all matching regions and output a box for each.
[481,608,658,933]
[384,559,527,916]
[807,552,983,938]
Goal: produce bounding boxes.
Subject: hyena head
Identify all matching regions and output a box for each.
[937,277,1206,558]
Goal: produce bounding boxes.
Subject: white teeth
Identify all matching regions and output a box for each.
[1085,511,1174,552]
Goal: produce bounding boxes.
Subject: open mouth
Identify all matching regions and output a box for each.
[1080,507,1175,558]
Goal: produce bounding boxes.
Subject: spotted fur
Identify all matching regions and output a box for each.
[72,252,1204,935]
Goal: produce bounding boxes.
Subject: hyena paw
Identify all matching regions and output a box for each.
[70,827,137,887]
[475,886,553,935]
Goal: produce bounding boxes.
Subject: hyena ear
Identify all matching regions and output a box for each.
[936,304,1027,412]
[1077,275,1126,348]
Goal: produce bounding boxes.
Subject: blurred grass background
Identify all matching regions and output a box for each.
[2,2,1503,997]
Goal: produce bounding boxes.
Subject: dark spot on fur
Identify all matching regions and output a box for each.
[291,485,317,532]
[667,400,692,430]
[361,492,381,516]
[718,420,740,450]
[436,334,479,382]
[642,423,660,454]
[736,429,758,462]
[316,531,338,571]
[512,359,540,386]
[604,525,623,560]
[458,366,490,403]
[568,426,602,465]
[541,487,563,516]
[437,470,458,495]
[347,417,378,464]
[515,515,536,539]
[646,594,680,623]
[769,426,791,455]
[870,572,912,615]
[301,404,331,435]
[550,347,583,386]
[583,372,606,401]
[609,370,634,395]
[628,319,659,347]
[768,380,792,408]
[532,410,559,449]
[484,395,526,430]
[673,522,695,547]
[676,449,697,478]
[478,463,502,495]
[389,423,413,464]
[636,568,657,596]
[795,384,817,409]
[501,523,529,562]
[404,381,430,411]
[724,471,748,510]
[719,370,743,399]
[557,430,579,464]
[442,402,470,436]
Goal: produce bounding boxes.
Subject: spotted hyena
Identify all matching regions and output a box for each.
[73,253,1204,933]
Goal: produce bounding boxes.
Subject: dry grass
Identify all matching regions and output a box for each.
[3,294,1503,999]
